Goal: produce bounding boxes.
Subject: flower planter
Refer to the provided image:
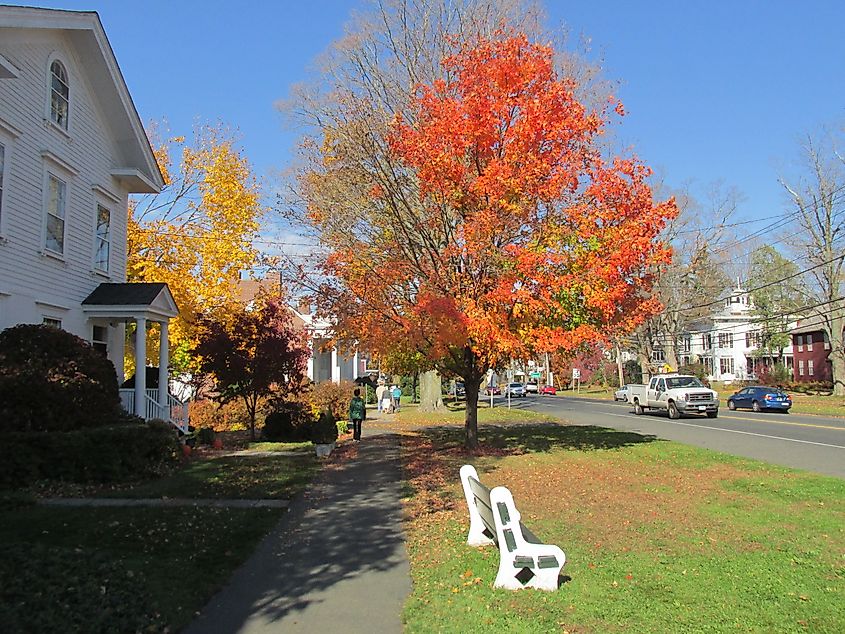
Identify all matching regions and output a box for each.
[314,442,335,458]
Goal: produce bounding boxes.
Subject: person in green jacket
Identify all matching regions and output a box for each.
[349,388,367,441]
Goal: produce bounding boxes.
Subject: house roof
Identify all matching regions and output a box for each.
[83,282,169,306]
[82,282,178,321]
[791,321,827,336]
[0,6,164,193]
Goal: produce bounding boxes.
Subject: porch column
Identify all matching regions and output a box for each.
[134,316,147,418]
[158,320,169,420]
[331,347,339,384]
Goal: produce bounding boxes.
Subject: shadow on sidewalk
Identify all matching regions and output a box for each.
[186,432,410,633]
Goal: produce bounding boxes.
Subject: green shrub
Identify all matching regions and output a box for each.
[197,427,216,445]
[262,402,315,442]
[310,410,339,444]
[0,423,180,488]
[0,324,122,432]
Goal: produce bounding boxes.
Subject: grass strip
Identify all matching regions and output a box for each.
[100,453,319,500]
[401,422,845,633]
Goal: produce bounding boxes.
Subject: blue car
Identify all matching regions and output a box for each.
[726,386,792,412]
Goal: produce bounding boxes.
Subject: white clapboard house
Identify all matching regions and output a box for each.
[0,6,187,431]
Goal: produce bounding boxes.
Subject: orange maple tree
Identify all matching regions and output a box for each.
[310,31,676,448]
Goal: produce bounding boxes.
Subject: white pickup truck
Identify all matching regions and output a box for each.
[627,374,719,419]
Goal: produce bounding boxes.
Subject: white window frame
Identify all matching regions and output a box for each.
[92,324,108,356]
[42,316,62,329]
[808,359,814,376]
[43,170,68,257]
[47,54,70,133]
[93,202,111,274]
[798,360,804,376]
[806,334,813,352]
[796,335,803,352]
[719,357,734,375]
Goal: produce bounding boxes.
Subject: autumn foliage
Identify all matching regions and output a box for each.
[193,294,310,441]
[128,124,263,372]
[306,31,676,446]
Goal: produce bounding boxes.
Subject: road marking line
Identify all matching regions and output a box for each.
[605,413,845,449]
[719,413,845,431]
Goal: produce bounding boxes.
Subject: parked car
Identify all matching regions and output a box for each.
[485,385,501,395]
[540,385,557,395]
[614,385,630,401]
[525,381,539,394]
[504,382,527,397]
[727,386,791,412]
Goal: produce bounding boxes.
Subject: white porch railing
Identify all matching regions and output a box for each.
[119,389,190,434]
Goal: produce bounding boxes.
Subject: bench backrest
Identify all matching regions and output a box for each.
[466,473,496,540]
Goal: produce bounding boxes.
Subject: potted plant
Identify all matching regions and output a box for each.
[311,409,339,457]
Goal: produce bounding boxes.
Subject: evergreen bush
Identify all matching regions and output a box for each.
[0,422,179,488]
[0,324,121,432]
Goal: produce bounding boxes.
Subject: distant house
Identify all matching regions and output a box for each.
[676,286,795,382]
[0,7,185,429]
[791,321,832,383]
[237,271,363,383]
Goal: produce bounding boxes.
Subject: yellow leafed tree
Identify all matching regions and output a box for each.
[127,123,263,374]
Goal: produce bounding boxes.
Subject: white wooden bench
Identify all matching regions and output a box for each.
[460,464,566,591]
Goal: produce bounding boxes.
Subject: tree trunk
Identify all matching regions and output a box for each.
[463,373,482,450]
[418,370,443,412]
[830,313,845,396]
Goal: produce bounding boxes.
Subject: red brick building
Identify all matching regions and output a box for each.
[791,323,832,382]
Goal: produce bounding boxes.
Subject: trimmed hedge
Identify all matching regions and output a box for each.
[0,324,122,432]
[0,423,180,488]
[262,402,315,442]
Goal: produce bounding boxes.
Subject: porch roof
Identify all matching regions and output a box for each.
[82,282,178,321]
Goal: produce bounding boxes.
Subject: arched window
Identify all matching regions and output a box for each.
[49,60,69,129]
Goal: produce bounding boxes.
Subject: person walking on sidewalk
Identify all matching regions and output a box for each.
[375,382,386,413]
[391,384,402,412]
[349,388,367,441]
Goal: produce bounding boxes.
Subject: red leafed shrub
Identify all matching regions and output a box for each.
[0,324,122,432]
[188,398,271,432]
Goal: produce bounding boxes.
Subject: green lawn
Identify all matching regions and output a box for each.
[106,452,319,499]
[0,503,283,632]
[400,422,845,633]
[0,445,322,632]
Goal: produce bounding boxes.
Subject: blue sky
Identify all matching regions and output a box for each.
[13,1,845,236]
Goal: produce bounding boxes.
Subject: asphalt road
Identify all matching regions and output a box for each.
[490,393,845,479]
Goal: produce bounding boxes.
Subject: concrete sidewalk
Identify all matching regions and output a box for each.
[185,426,412,633]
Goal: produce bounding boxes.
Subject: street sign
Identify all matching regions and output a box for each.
[530,371,541,379]
[572,368,581,379]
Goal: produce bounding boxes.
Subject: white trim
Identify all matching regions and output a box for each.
[0,133,10,239]
[110,168,159,194]
[35,299,70,311]
[91,183,121,204]
[0,115,22,139]
[0,52,20,79]
[41,150,79,176]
